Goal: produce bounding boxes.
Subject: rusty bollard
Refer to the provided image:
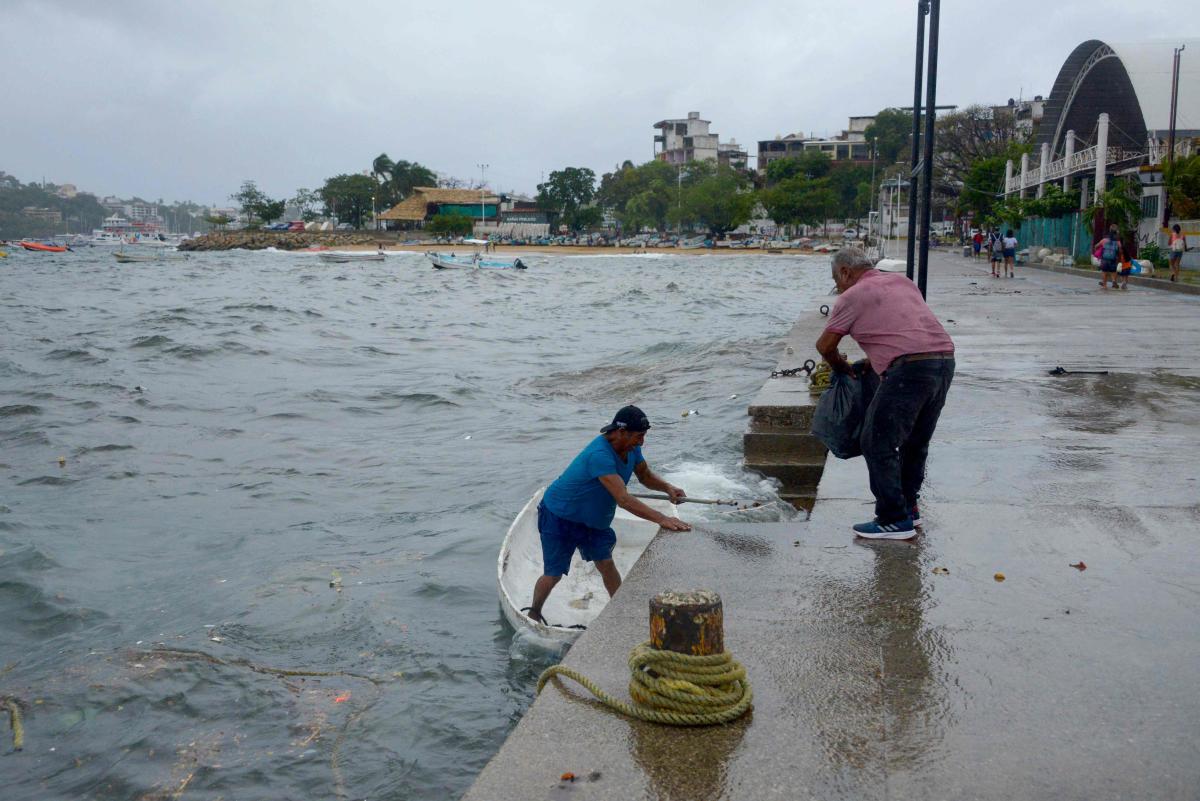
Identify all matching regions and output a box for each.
[649,589,724,656]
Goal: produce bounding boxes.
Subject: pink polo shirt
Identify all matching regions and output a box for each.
[823,270,954,375]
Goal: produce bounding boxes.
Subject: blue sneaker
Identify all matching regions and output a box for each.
[852,516,917,540]
[911,503,922,527]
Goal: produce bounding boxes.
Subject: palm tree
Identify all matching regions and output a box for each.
[372,153,395,187]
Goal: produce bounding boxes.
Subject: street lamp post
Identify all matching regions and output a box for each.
[477,163,489,234]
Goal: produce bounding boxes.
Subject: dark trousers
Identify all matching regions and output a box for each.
[860,358,955,523]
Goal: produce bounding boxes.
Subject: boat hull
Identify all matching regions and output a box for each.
[317,252,385,263]
[497,487,670,647]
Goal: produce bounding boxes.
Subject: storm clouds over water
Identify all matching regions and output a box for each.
[0,248,824,799]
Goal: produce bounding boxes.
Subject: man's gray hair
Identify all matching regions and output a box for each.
[832,247,874,272]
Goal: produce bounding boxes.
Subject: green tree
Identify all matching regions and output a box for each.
[597,159,676,231]
[319,173,377,229]
[761,176,837,231]
[1165,153,1200,219]
[291,188,320,222]
[764,151,832,186]
[232,180,269,226]
[537,167,597,231]
[259,199,286,224]
[1087,178,1141,237]
[864,108,913,163]
[670,165,755,236]
[204,213,233,230]
[1024,184,1078,219]
[426,213,475,237]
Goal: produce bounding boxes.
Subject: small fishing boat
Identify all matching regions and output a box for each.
[498,488,671,647]
[19,241,69,252]
[428,252,526,270]
[317,251,386,263]
[114,250,189,263]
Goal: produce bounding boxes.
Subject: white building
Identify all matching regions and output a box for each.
[653,112,748,168]
[757,115,876,172]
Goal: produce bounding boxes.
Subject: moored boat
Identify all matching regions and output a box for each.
[428,252,526,270]
[113,250,189,263]
[19,241,69,252]
[497,487,671,647]
[317,251,386,263]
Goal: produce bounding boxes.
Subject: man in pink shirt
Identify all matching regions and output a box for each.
[815,248,955,539]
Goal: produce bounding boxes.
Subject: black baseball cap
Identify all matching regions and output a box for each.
[600,405,651,434]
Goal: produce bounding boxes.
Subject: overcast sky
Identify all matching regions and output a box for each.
[3,0,1196,206]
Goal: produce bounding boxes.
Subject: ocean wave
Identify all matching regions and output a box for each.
[0,404,41,416]
[130,334,174,348]
[46,348,107,364]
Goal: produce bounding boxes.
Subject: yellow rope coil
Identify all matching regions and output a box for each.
[4,698,24,751]
[536,641,752,726]
[809,361,833,394]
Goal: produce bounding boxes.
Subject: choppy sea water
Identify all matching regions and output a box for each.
[0,247,827,799]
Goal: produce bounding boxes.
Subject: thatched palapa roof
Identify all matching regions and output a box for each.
[378,187,501,221]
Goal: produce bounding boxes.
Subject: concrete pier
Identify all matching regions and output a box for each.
[463,251,1200,800]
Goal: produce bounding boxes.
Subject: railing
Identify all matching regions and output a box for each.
[1006,145,1144,195]
[1148,139,1196,165]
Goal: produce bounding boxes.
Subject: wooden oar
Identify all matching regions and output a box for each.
[632,493,759,507]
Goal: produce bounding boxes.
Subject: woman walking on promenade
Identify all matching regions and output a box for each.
[1002,229,1018,278]
[1169,224,1187,282]
[1096,225,1125,290]
[989,230,1004,277]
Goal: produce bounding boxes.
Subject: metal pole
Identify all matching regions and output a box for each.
[916,0,939,298]
[905,0,928,281]
[1164,44,1184,227]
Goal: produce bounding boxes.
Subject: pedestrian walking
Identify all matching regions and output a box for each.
[1169,224,1187,283]
[1096,226,1125,290]
[972,230,983,260]
[1002,229,1018,278]
[989,230,1003,277]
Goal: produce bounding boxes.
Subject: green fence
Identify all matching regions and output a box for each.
[1014,212,1093,262]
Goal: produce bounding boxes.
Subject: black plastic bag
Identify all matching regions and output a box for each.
[810,360,877,459]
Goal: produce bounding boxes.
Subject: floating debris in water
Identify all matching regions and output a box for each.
[993,572,1006,582]
[1070,561,1087,571]
[330,571,343,591]
[463,434,472,440]
[681,409,699,417]
[932,566,949,575]
[57,456,66,466]
[729,394,738,400]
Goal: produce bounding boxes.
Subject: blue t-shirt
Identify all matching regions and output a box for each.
[542,436,644,529]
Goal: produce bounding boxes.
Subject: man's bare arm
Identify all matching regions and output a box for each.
[815,330,854,375]
[599,474,690,531]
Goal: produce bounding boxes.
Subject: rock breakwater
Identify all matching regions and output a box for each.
[178,231,397,251]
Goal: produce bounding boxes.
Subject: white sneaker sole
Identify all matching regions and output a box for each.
[854,529,918,541]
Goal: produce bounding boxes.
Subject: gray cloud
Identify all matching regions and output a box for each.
[3,0,1194,204]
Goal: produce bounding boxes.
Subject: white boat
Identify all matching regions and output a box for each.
[428,252,526,270]
[498,488,672,647]
[317,251,386,263]
[114,250,188,263]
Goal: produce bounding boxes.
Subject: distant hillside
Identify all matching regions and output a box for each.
[0,172,109,238]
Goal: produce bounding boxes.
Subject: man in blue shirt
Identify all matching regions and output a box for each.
[528,405,690,625]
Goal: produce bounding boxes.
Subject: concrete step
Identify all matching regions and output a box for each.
[748,402,816,431]
[743,431,828,462]
[744,459,827,489]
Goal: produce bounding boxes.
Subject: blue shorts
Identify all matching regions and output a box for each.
[537,502,616,577]
[973,243,981,253]
[1003,248,1015,259]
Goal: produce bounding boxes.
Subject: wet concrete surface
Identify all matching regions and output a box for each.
[463,253,1200,800]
